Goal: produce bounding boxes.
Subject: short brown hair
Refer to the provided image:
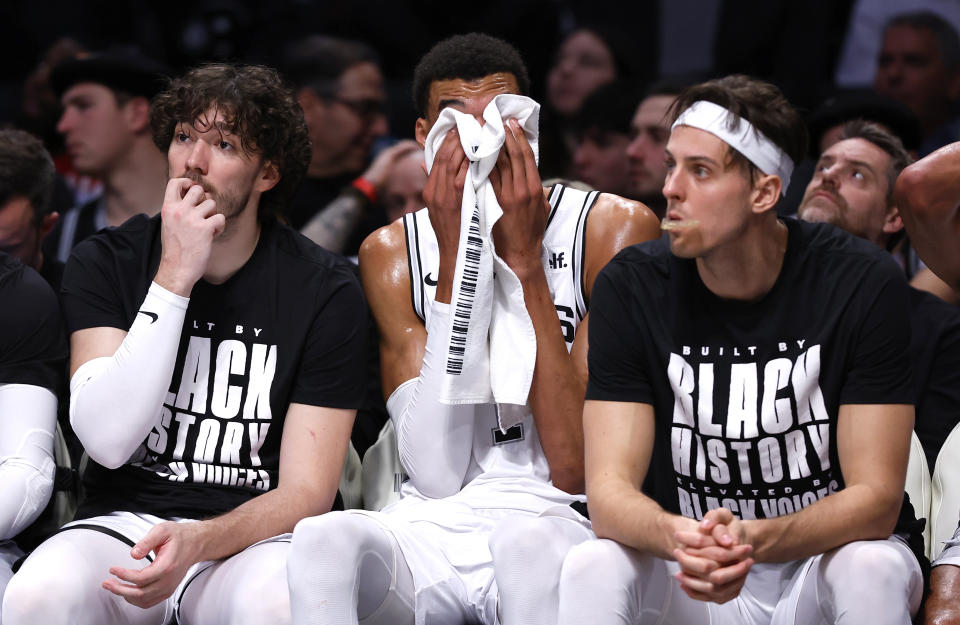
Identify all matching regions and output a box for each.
[670,75,807,187]
[838,119,914,203]
[0,129,56,224]
[151,63,311,219]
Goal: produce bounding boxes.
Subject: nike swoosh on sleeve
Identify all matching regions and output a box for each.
[138,310,159,324]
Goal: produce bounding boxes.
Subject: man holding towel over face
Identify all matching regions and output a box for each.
[287,33,661,625]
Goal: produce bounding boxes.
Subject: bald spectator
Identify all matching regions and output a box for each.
[43,50,168,265]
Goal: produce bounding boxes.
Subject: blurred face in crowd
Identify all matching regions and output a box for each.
[798,137,900,246]
[547,30,617,116]
[382,149,427,222]
[301,62,388,177]
[572,128,631,196]
[626,94,675,205]
[0,196,55,270]
[57,83,140,176]
[875,24,960,130]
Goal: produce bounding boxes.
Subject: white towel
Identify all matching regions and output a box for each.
[423,94,540,430]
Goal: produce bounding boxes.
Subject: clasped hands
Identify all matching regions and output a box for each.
[672,508,755,604]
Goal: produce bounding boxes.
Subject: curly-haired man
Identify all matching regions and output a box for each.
[3,63,368,625]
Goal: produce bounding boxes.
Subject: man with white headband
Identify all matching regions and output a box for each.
[557,75,924,624]
[286,33,660,625]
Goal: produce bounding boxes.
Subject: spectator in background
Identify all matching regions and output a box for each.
[540,25,638,180]
[625,83,685,218]
[0,129,63,289]
[44,50,169,265]
[798,119,960,471]
[570,81,639,199]
[875,11,960,155]
[380,145,426,224]
[283,35,390,255]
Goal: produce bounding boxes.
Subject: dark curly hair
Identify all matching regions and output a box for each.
[412,33,530,117]
[151,63,311,219]
[670,75,807,187]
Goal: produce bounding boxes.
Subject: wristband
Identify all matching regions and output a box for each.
[351,177,378,204]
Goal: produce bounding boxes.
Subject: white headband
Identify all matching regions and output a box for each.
[672,100,794,194]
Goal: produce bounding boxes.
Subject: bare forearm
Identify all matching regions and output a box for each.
[301,192,366,254]
[590,480,687,560]
[521,268,586,493]
[745,483,901,562]
[192,486,331,562]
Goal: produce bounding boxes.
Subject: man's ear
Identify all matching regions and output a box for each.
[750,173,782,214]
[124,96,152,134]
[883,204,905,235]
[256,161,281,193]
[415,118,429,149]
[39,212,59,240]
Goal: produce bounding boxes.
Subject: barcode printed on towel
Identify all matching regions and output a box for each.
[447,206,482,375]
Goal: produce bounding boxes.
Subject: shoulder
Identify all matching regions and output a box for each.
[0,253,61,336]
[790,219,902,278]
[358,219,409,289]
[586,194,661,251]
[69,213,158,265]
[266,218,363,292]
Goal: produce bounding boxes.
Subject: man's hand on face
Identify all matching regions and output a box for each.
[154,177,226,297]
[101,521,207,609]
[490,119,548,280]
[673,508,754,604]
[423,128,467,302]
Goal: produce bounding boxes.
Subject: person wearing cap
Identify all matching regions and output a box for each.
[557,75,924,624]
[43,49,169,265]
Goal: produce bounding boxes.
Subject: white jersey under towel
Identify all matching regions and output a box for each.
[399,183,598,508]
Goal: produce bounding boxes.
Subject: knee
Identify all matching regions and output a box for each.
[289,512,381,578]
[489,516,560,566]
[560,539,633,590]
[822,540,919,598]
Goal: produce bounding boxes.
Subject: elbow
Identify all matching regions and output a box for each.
[551,466,585,496]
[0,458,55,539]
[78,433,134,470]
[864,492,903,540]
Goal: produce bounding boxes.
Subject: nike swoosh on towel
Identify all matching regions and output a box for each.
[424,273,438,286]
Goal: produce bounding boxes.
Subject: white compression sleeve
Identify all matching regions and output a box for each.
[70,282,188,469]
[0,383,56,540]
[387,302,475,498]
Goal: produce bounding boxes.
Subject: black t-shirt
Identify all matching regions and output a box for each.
[909,287,960,470]
[61,214,368,519]
[587,219,914,523]
[0,252,67,391]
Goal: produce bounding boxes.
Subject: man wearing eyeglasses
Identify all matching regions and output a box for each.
[283,35,391,256]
